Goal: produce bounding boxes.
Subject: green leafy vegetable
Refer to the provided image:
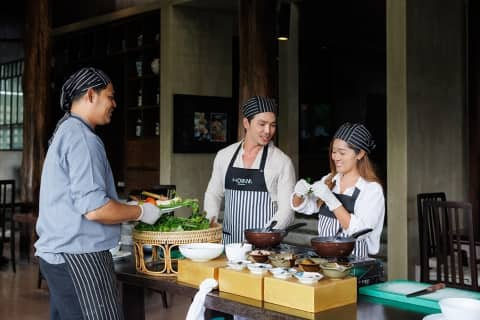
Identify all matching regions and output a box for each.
[135,198,208,232]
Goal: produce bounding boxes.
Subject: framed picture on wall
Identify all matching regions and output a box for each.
[173,94,237,153]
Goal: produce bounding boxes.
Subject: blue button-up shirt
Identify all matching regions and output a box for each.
[35,114,120,264]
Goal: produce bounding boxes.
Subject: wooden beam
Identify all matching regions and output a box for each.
[21,0,50,211]
[238,0,277,138]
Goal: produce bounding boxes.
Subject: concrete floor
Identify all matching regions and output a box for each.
[0,243,192,320]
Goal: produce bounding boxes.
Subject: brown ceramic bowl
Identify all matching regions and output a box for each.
[269,253,296,268]
[320,262,353,279]
[299,258,320,272]
[248,250,272,263]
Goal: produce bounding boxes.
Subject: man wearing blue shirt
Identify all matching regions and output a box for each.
[35,67,161,320]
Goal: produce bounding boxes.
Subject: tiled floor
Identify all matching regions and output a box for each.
[0,249,191,319]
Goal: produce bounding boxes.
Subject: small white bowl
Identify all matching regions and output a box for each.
[247,263,272,275]
[225,243,253,261]
[293,271,323,284]
[269,267,292,279]
[439,298,480,320]
[227,260,251,271]
[179,243,224,262]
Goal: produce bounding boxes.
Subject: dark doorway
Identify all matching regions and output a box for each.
[297,0,386,186]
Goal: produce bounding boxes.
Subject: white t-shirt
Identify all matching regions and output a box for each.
[204,141,296,229]
[292,173,385,255]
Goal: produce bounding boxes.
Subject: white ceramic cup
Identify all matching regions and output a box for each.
[225,243,253,261]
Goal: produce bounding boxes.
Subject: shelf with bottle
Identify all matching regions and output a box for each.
[127,49,159,80]
[125,82,159,109]
[126,108,159,139]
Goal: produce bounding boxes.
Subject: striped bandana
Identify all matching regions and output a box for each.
[333,122,376,154]
[60,67,111,111]
[242,96,277,118]
[49,67,111,145]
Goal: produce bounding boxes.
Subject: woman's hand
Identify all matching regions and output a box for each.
[294,179,311,197]
[292,194,305,208]
[311,181,341,211]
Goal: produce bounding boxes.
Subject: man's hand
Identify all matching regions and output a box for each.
[311,181,341,211]
[294,179,311,198]
[137,203,161,224]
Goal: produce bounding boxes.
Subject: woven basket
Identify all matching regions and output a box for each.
[132,223,222,276]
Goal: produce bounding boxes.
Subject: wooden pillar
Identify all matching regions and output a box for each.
[468,0,480,236]
[21,0,50,211]
[238,0,277,138]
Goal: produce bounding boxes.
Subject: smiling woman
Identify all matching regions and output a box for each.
[291,122,385,258]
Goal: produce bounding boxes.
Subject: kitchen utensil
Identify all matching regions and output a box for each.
[244,222,307,248]
[310,228,373,258]
[263,220,277,232]
[334,226,343,239]
[406,283,446,297]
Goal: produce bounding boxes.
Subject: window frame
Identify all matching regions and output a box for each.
[0,59,24,151]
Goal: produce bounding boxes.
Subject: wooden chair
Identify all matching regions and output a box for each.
[0,179,16,272]
[12,204,44,288]
[421,200,479,291]
[417,192,446,282]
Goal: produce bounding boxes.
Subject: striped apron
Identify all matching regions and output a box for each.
[317,188,368,257]
[222,144,276,244]
[63,251,123,320]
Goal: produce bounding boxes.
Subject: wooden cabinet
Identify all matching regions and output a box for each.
[49,10,160,197]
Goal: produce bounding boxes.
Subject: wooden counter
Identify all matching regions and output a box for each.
[115,257,431,320]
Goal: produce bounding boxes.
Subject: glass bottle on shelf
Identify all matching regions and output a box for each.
[137,89,142,107]
[135,118,143,137]
[135,55,143,77]
[156,88,160,105]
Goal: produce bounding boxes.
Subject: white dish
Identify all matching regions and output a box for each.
[269,268,292,279]
[247,263,272,275]
[293,271,323,284]
[227,260,251,271]
[179,243,224,262]
[423,314,444,320]
[439,298,480,320]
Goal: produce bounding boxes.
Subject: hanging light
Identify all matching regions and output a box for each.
[276,2,290,41]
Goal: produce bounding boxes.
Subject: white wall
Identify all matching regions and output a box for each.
[387,0,467,279]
